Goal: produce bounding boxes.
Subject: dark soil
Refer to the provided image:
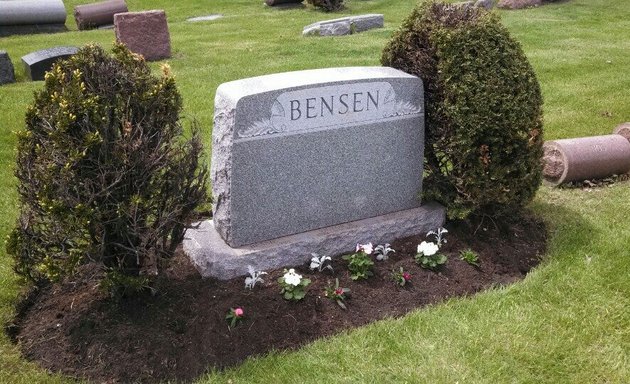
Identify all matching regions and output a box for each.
[7,214,547,383]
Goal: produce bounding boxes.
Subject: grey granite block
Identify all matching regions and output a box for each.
[0,0,67,26]
[0,24,68,38]
[349,14,384,33]
[184,203,446,280]
[187,14,223,22]
[212,66,425,247]
[21,46,78,81]
[0,51,16,85]
[265,0,304,5]
[303,14,384,36]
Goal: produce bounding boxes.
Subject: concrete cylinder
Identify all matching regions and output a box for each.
[613,122,630,142]
[74,0,128,30]
[543,134,630,185]
[0,0,67,26]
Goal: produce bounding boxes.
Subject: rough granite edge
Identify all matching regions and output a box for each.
[184,202,446,280]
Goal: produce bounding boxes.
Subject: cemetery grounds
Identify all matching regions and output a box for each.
[0,0,629,382]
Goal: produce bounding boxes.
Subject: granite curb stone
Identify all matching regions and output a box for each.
[184,203,446,280]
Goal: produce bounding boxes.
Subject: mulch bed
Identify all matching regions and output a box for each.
[6,213,547,383]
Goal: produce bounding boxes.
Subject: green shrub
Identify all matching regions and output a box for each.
[306,0,344,12]
[7,44,208,296]
[382,1,544,219]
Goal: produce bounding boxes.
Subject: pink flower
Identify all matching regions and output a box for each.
[234,307,244,317]
[402,272,412,281]
[334,288,344,296]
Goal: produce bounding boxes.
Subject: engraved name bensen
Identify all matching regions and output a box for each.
[236,82,422,140]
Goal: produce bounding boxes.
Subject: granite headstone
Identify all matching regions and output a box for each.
[184,67,446,279]
[21,46,78,81]
[0,51,16,85]
[114,10,171,61]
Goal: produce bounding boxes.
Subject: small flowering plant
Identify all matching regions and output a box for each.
[356,242,374,255]
[415,241,447,270]
[278,268,311,301]
[391,267,412,286]
[374,243,395,261]
[427,227,448,247]
[244,265,267,290]
[342,242,374,280]
[310,253,333,273]
[459,248,480,267]
[225,307,244,328]
[324,278,351,309]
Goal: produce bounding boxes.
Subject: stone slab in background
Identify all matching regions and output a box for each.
[475,0,495,9]
[74,0,128,30]
[456,0,495,9]
[497,0,541,9]
[0,24,68,38]
[542,135,630,185]
[0,0,67,26]
[265,0,304,6]
[21,46,78,81]
[187,14,224,22]
[114,10,171,61]
[0,0,67,37]
[185,203,446,280]
[212,66,425,247]
[303,14,384,36]
[351,14,385,33]
[0,51,16,85]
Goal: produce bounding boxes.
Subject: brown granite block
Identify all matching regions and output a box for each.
[75,0,128,30]
[114,10,171,61]
[543,135,630,185]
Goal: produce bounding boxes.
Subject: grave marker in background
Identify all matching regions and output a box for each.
[74,0,128,30]
[185,67,445,279]
[0,0,67,37]
[0,51,16,85]
[114,10,171,61]
[21,46,78,81]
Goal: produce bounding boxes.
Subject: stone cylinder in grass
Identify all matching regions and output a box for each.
[542,135,630,185]
[382,0,544,220]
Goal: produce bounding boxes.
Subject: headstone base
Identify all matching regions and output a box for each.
[184,202,446,280]
[0,24,67,38]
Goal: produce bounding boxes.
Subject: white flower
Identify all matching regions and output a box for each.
[356,242,374,255]
[417,241,439,256]
[283,268,302,286]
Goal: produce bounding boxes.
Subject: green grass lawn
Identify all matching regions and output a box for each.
[1,0,629,382]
